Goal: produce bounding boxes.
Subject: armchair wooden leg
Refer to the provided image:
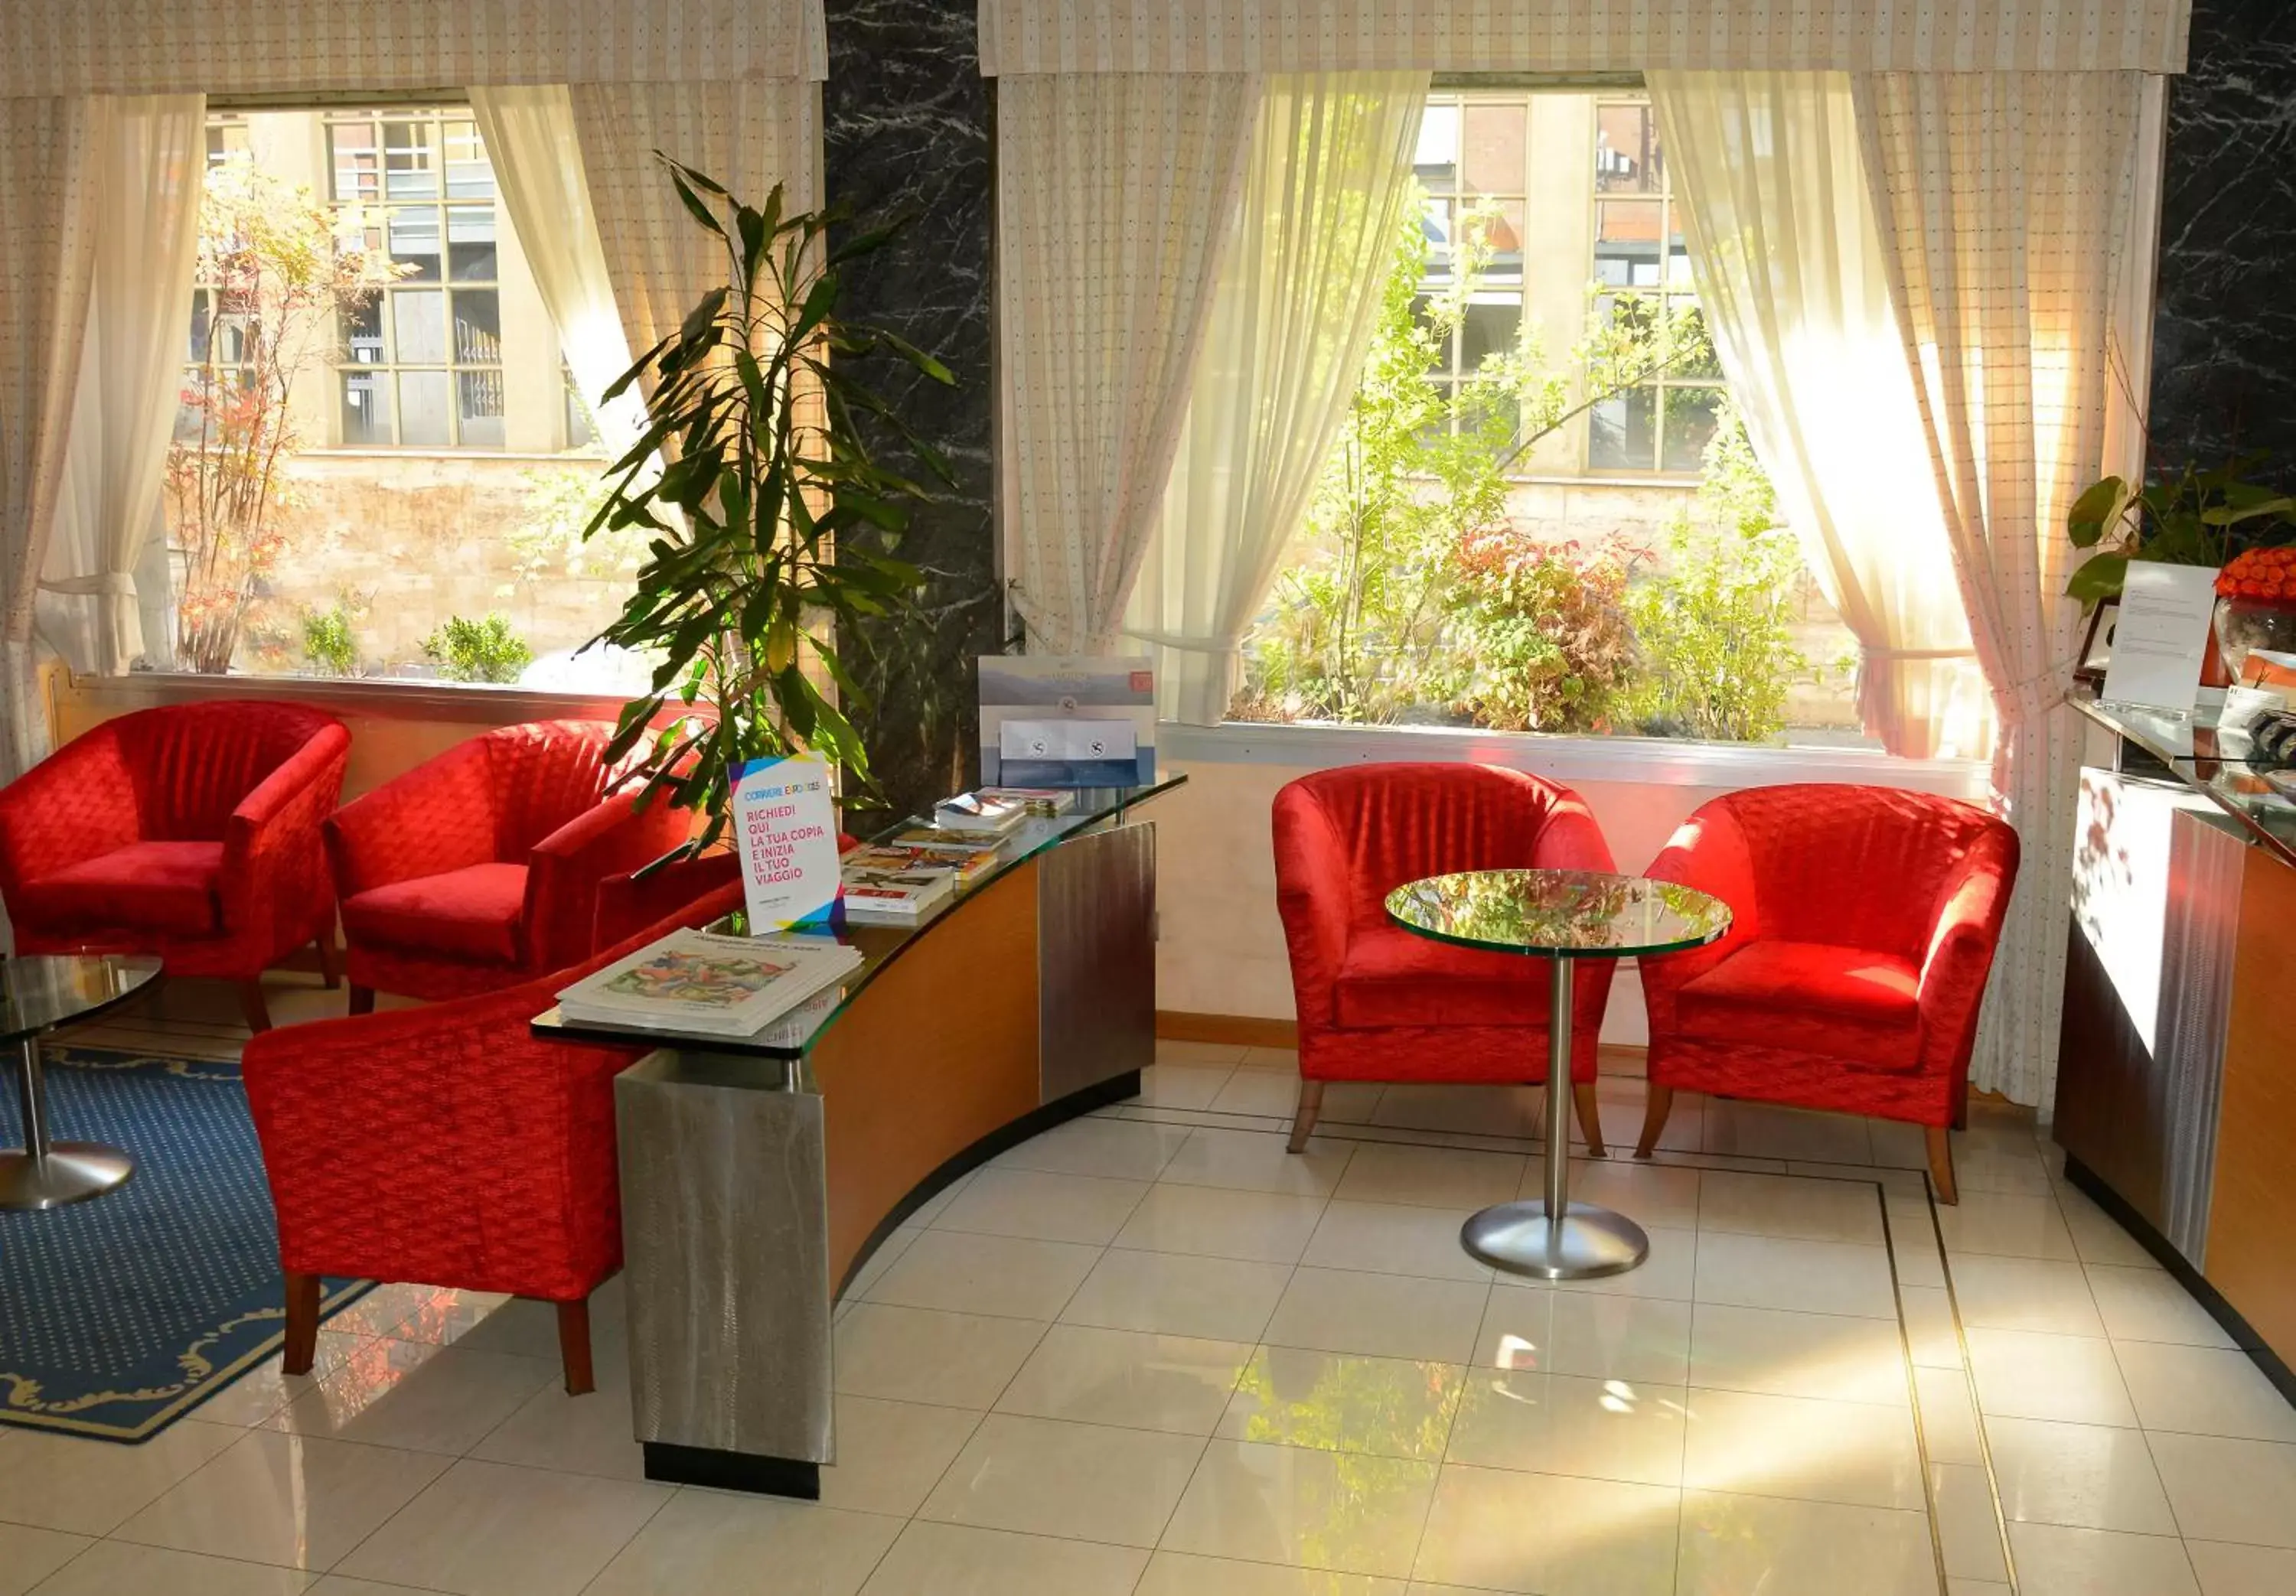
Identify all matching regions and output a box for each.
[1287,1080,1325,1155]
[237,980,272,1034]
[1926,1124,1959,1206]
[282,1271,321,1376]
[348,985,376,1016]
[315,934,342,990]
[1571,1082,1607,1158]
[1634,1084,1675,1161]
[557,1297,595,1396]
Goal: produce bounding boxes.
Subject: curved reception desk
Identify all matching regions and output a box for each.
[2057,695,2296,1402]
[535,780,1179,1496]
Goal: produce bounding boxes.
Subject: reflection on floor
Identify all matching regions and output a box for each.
[3,983,2293,1595]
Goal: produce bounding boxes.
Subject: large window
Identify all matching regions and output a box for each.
[328,111,504,448]
[1233,87,1863,747]
[160,106,643,689]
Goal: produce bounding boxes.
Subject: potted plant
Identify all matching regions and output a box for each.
[585,161,954,853]
[2066,458,2296,684]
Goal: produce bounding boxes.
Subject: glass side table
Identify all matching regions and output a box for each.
[1385,869,1730,1280]
[1,953,163,1209]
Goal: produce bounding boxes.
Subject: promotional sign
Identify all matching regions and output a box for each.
[729,752,842,930]
[2102,562,2221,715]
[977,656,1156,787]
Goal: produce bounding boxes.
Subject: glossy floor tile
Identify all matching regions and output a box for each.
[20,1021,2296,1596]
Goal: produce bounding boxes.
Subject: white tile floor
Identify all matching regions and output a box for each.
[8,988,2295,1594]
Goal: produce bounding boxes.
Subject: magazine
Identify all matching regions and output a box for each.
[556,929,863,1037]
[975,786,1077,816]
[883,825,1006,855]
[842,842,999,886]
[839,864,956,923]
[932,790,1029,834]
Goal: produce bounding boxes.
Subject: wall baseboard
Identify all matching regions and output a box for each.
[1154,1010,1655,1077]
[1156,1010,1297,1048]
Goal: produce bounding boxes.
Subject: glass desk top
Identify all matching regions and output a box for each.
[2073,690,2296,868]
[1384,869,1733,960]
[1,953,161,1045]
[531,777,1187,1058]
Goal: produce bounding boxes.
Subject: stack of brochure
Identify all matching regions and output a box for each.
[844,839,1000,888]
[556,928,863,1038]
[932,787,1079,832]
[839,859,957,922]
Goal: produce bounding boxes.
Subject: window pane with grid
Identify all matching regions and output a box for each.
[328,108,501,448]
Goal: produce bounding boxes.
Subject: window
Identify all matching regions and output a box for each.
[1586,100,1724,472]
[1232,86,1864,748]
[158,106,641,689]
[326,111,504,448]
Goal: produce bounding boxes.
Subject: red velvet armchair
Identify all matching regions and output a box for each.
[1273,764,1618,1155]
[326,721,690,1008]
[1635,784,2019,1204]
[243,878,745,1394]
[0,702,349,1030]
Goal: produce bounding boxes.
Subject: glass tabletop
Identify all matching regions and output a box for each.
[1384,869,1732,959]
[532,777,1187,1058]
[0,953,163,1044]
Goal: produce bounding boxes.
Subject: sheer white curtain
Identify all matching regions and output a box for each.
[999,73,1260,655]
[468,86,644,456]
[1856,70,2149,1108]
[1649,71,1990,762]
[1124,70,1427,723]
[0,97,105,779]
[40,93,204,677]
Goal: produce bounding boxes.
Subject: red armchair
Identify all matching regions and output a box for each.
[1273,764,1618,1155]
[0,702,349,1030]
[326,721,690,1008]
[1635,783,2019,1204]
[243,877,745,1394]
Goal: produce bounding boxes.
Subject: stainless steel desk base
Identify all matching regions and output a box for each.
[1461,1200,1649,1280]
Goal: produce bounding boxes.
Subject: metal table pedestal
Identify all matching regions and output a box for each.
[1458,954,1648,1280]
[1,1037,136,1210]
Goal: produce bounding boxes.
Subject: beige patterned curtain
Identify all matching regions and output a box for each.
[999,73,1260,654]
[1124,70,1428,721]
[569,80,824,406]
[5,2,829,95]
[0,97,105,780]
[977,2,2193,75]
[1649,70,1991,762]
[1855,70,2148,1107]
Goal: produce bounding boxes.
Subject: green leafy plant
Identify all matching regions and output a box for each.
[1443,528,1641,732]
[1240,186,1717,728]
[585,159,954,851]
[1626,409,1812,741]
[2066,458,2296,608]
[423,613,532,683]
[302,603,360,677]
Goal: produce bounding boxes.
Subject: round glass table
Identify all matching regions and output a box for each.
[1,953,163,1210]
[1385,869,1730,1280]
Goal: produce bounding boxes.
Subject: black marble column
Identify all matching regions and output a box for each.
[2147,2,2296,473]
[822,0,1003,825]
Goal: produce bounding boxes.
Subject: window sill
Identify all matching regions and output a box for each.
[1160,718,1989,796]
[63,670,636,725]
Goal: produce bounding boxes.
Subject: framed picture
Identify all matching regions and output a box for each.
[2074,598,2118,687]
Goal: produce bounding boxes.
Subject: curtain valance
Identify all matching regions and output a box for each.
[977,2,2190,76]
[2,1,827,97]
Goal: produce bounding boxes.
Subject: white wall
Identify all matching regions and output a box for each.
[1153,722,1991,1045]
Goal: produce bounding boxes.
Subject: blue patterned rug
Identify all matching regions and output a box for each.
[0,1045,370,1442]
